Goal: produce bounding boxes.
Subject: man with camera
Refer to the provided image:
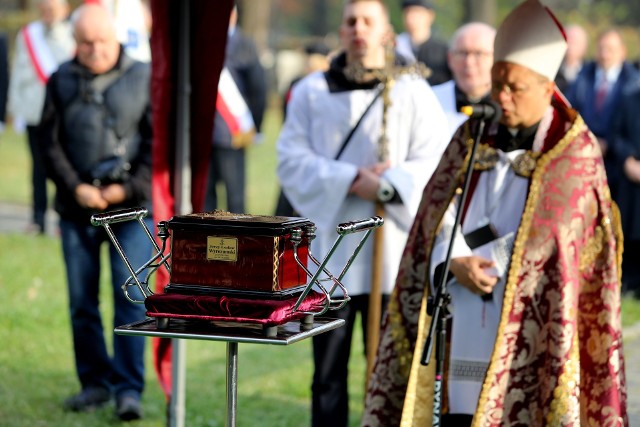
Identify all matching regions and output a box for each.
[38,4,152,421]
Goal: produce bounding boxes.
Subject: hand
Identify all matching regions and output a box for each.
[369,160,390,175]
[348,162,391,201]
[449,256,498,296]
[12,117,26,134]
[75,183,108,210]
[597,137,608,156]
[624,157,640,184]
[100,183,127,205]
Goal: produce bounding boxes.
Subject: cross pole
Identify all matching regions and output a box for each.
[346,42,431,385]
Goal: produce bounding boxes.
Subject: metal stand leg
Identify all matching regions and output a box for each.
[226,342,238,427]
[169,339,186,427]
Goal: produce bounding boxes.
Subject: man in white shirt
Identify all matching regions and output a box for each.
[277,1,449,425]
[8,0,75,234]
[432,22,495,136]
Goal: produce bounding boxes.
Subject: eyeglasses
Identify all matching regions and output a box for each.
[451,50,493,60]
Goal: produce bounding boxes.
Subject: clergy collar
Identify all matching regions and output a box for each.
[494,121,540,152]
[324,52,410,93]
[454,84,491,111]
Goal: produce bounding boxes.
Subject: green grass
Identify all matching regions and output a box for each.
[2,109,640,426]
[0,111,368,426]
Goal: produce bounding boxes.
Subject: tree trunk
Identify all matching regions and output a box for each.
[463,0,497,26]
[311,0,328,37]
[238,0,271,54]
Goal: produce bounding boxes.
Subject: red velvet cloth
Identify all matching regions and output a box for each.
[150,0,233,399]
[145,291,327,326]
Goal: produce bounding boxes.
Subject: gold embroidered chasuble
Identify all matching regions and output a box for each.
[361,101,627,427]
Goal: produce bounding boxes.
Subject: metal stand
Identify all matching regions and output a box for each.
[419,119,486,425]
[115,317,345,427]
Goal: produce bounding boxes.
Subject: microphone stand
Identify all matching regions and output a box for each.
[419,117,487,426]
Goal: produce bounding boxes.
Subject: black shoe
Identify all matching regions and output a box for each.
[63,387,111,412]
[116,395,143,421]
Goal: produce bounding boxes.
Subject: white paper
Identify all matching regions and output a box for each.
[472,231,515,278]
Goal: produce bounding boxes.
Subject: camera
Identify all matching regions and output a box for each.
[89,156,131,186]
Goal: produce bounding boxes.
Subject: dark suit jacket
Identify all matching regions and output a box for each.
[0,33,9,123]
[565,60,640,139]
[565,61,640,194]
[414,36,452,86]
[610,81,640,239]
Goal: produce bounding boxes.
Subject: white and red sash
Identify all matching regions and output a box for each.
[216,67,255,147]
[22,21,58,84]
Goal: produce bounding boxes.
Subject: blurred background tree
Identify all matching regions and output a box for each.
[239,0,639,57]
[0,0,637,97]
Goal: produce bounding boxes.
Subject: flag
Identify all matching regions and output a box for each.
[149,0,233,399]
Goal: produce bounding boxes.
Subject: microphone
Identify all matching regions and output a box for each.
[460,100,502,122]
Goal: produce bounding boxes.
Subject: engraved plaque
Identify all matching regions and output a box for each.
[207,237,238,262]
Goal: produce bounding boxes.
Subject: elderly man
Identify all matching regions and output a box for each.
[38,4,152,421]
[362,1,626,426]
[277,0,449,425]
[432,22,496,136]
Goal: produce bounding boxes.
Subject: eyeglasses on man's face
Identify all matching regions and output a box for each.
[451,50,493,60]
[491,81,536,97]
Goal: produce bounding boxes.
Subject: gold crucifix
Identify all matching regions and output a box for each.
[343,37,432,383]
[344,40,432,161]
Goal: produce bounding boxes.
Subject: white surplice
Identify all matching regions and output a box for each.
[432,80,471,138]
[277,70,449,296]
[430,107,554,414]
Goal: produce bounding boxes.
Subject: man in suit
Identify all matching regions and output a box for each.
[566,28,639,197]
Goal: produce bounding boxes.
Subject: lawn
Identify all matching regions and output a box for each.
[0,110,367,427]
[1,108,639,426]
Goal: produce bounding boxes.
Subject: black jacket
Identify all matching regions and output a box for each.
[0,33,8,123]
[414,36,452,86]
[610,81,640,239]
[38,48,152,222]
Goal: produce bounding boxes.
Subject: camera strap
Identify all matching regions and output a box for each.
[334,85,383,161]
[89,56,136,158]
[89,54,135,101]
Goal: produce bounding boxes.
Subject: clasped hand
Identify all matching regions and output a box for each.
[449,256,498,296]
[75,183,126,210]
[624,157,640,184]
[349,160,390,200]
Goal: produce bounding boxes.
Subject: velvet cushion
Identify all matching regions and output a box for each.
[144,290,327,326]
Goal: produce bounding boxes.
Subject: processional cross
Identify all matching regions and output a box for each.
[344,41,431,382]
[344,42,431,161]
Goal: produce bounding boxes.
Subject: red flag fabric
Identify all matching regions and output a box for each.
[150,0,232,399]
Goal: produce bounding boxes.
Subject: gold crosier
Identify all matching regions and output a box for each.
[346,36,431,384]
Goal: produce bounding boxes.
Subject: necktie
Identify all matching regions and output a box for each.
[595,75,609,112]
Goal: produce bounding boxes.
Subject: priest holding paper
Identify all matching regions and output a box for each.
[361,1,627,426]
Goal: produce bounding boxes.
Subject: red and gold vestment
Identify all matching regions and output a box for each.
[362,99,627,427]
